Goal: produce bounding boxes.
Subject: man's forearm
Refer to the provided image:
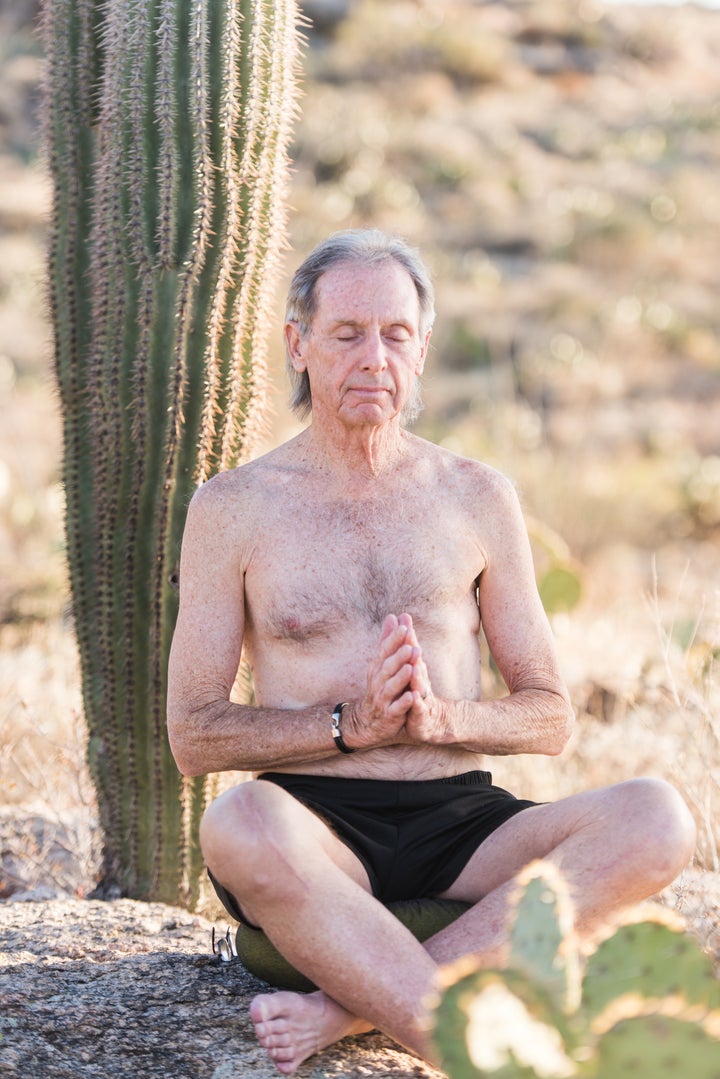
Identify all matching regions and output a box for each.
[436,687,574,756]
[168,698,351,776]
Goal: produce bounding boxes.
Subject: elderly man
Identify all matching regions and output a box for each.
[167,229,695,1075]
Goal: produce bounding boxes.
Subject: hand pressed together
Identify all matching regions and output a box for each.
[343,613,450,750]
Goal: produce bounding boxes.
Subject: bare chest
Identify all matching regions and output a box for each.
[244,495,484,644]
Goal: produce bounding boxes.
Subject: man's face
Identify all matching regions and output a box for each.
[286,259,431,427]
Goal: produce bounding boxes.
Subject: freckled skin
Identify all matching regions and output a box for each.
[168,253,696,1075]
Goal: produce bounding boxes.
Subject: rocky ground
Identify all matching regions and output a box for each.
[0,898,443,1079]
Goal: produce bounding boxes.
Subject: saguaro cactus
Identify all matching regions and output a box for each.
[43,0,301,905]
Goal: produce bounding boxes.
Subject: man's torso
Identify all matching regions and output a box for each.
[232,434,505,778]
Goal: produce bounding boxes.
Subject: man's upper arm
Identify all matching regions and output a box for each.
[477,472,567,698]
[167,476,247,760]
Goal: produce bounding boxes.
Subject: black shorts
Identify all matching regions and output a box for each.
[209,770,537,923]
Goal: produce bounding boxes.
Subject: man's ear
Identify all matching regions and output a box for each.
[416,327,432,375]
[285,321,306,371]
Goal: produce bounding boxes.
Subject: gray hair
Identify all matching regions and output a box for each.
[285,229,435,422]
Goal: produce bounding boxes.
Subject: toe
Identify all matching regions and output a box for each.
[261,1032,292,1050]
[250,994,277,1023]
[270,1046,295,1062]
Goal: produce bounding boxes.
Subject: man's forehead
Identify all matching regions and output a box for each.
[314,259,420,321]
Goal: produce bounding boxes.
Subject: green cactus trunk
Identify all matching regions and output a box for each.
[43,0,301,906]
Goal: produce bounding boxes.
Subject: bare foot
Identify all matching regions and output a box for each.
[250,989,372,1074]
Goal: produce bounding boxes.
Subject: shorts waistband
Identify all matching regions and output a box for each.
[438,770,492,786]
[259,769,493,788]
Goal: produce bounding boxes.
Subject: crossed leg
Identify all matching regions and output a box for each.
[200,775,695,1075]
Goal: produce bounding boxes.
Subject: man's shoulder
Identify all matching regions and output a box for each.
[190,462,256,509]
[183,451,296,562]
[412,435,517,499]
[192,440,300,504]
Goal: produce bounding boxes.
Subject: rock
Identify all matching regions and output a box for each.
[0,811,98,901]
[0,898,444,1078]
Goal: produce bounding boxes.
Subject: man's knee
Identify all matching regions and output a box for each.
[613,777,696,884]
[200,779,308,889]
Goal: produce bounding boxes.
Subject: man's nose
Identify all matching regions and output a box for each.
[360,331,387,370]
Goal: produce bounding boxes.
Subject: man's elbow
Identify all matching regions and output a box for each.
[168,739,207,778]
[174,754,207,779]
[167,714,208,778]
[546,696,575,755]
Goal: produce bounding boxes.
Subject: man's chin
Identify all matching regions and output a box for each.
[341,390,401,417]
[343,402,401,425]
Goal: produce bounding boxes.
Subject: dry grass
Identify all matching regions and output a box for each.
[0,619,99,897]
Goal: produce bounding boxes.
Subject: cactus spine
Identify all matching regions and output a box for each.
[432,863,720,1079]
[43,0,301,905]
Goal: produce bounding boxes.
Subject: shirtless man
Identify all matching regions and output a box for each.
[167,229,696,1075]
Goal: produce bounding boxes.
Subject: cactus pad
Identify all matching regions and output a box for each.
[594,1011,720,1079]
[434,966,579,1078]
[433,872,720,1079]
[510,862,581,1012]
[582,910,720,1019]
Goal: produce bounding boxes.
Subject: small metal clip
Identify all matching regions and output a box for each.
[212,925,238,962]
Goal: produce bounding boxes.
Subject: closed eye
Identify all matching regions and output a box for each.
[384,325,412,342]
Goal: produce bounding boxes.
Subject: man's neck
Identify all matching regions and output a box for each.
[300,419,409,486]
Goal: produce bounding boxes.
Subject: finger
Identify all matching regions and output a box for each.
[377,631,413,675]
[368,656,413,709]
[382,661,416,702]
[364,646,413,716]
[378,617,409,655]
[399,613,420,648]
[385,688,415,720]
[408,652,430,697]
[376,641,414,681]
[400,614,423,657]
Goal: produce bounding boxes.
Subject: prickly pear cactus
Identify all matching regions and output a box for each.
[43,0,301,904]
[432,862,720,1079]
[526,517,583,614]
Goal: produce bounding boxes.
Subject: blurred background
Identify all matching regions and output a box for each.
[0,0,718,918]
